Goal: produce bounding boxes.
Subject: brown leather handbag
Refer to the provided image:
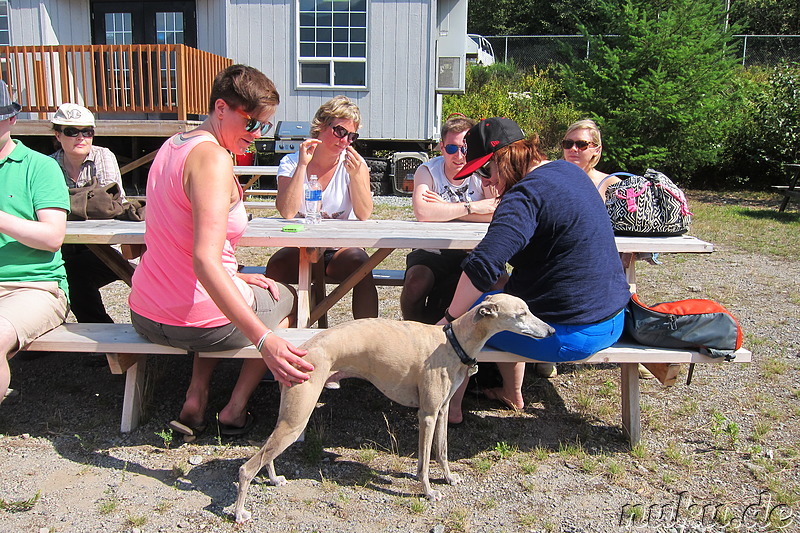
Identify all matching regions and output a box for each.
[68,177,125,221]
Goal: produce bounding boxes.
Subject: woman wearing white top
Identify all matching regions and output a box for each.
[266,96,377,319]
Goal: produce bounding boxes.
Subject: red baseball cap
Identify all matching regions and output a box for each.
[453,117,525,179]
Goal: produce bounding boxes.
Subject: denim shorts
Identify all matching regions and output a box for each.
[475,291,625,363]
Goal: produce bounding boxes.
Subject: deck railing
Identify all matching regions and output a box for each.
[0,44,232,120]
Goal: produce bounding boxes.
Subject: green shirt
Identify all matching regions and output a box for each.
[0,140,70,295]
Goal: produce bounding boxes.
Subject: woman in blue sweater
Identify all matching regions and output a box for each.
[444,118,631,424]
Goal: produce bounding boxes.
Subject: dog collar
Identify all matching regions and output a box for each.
[443,324,477,367]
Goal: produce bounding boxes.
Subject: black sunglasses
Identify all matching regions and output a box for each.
[331,124,359,143]
[235,108,273,136]
[443,144,468,155]
[561,139,597,151]
[475,164,491,179]
[62,127,95,138]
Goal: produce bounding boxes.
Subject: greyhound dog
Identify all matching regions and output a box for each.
[233,293,553,523]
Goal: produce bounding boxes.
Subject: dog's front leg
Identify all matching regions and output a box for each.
[417,410,441,501]
[434,403,461,486]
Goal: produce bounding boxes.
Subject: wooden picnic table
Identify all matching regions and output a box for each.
[773,163,800,212]
[234,165,278,192]
[64,218,714,327]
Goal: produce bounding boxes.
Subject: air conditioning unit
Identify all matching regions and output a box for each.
[391,152,429,196]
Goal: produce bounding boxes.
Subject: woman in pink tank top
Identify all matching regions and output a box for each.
[128,65,314,440]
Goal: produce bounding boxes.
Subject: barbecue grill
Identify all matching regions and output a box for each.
[253,121,311,165]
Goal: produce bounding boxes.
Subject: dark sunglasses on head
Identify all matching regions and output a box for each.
[235,108,273,136]
[443,144,468,155]
[331,124,359,143]
[561,139,597,151]
[62,127,95,138]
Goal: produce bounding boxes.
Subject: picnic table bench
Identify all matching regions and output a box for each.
[23,322,751,445]
[772,163,800,212]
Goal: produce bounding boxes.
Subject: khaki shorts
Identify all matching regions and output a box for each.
[0,281,69,351]
[131,283,295,352]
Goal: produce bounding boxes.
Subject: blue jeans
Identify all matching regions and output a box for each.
[476,292,625,363]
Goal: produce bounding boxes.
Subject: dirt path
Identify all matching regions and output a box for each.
[1,236,798,532]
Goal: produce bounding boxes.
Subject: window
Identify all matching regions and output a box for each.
[0,0,11,45]
[297,0,367,88]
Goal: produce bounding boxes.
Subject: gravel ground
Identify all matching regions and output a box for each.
[0,194,798,533]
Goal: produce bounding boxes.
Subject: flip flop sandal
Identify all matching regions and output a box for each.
[217,412,256,437]
[168,419,207,443]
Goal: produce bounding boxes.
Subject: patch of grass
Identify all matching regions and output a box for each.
[170,463,188,478]
[676,398,699,417]
[751,421,772,444]
[532,445,549,461]
[518,458,537,474]
[664,442,692,467]
[357,444,378,464]
[710,412,740,448]
[404,497,425,514]
[493,441,517,459]
[472,457,493,474]
[97,496,118,515]
[762,356,790,377]
[597,379,616,398]
[688,195,800,260]
[481,497,497,509]
[445,507,470,532]
[125,514,147,527]
[605,459,624,481]
[0,491,40,513]
[518,512,537,526]
[630,442,648,459]
[155,428,173,449]
[574,391,595,413]
[557,440,587,459]
[154,500,173,514]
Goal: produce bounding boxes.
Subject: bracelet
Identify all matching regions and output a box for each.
[444,308,457,323]
[465,198,472,215]
[255,330,272,351]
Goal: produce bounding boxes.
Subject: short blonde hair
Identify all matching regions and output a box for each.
[564,119,603,170]
[310,95,362,138]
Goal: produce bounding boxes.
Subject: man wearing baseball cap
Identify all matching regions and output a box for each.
[0,81,70,405]
[442,117,630,424]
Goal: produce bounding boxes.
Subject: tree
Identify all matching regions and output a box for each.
[467,0,605,36]
[729,0,800,34]
[443,63,579,155]
[561,0,742,179]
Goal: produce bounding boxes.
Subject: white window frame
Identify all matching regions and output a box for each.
[0,0,11,46]
[295,0,368,90]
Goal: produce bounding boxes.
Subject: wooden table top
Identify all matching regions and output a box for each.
[64,218,714,254]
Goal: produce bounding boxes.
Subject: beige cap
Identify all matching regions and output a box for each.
[51,103,96,127]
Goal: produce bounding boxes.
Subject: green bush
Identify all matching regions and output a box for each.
[561,0,742,183]
[443,63,580,157]
[725,62,800,188]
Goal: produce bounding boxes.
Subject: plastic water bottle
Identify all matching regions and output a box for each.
[305,174,322,224]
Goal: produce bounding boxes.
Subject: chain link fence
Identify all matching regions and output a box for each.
[484,35,800,70]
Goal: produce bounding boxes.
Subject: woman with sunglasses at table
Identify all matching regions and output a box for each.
[267,95,377,319]
[562,119,620,198]
[49,103,127,324]
[128,65,313,440]
[444,118,630,425]
[562,119,655,381]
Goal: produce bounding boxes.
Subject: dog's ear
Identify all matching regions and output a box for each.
[474,301,499,321]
